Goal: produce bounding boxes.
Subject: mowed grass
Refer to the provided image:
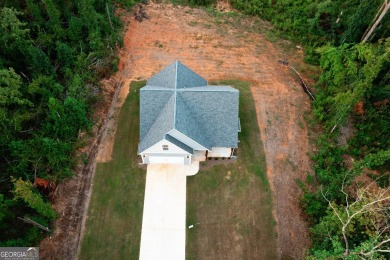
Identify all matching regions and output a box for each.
[79,81,146,259]
[80,80,277,259]
[186,80,278,259]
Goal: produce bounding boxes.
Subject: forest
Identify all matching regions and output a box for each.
[0,0,389,258]
[0,0,133,246]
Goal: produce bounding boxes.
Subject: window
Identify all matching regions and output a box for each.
[162,145,169,151]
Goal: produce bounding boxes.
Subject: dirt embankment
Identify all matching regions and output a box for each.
[41,2,313,259]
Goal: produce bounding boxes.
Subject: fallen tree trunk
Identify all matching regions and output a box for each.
[361,1,390,43]
[18,217,50,232]
[289,66,316,101]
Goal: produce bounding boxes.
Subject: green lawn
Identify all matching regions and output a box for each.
[79,81,146,260]
[79,80,277,259]
[186,80,277,259]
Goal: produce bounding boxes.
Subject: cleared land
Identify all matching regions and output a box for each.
[100,3,313,257]
[41,2,314,259]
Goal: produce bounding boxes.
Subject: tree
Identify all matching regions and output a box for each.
[44,97,89,140]
[42,0,61,28]
[0,194,7,223]
[25,46,54,76]
[12,177,57,220]
[0,68,32,133]
[317,179,390,257]
[0,7,29,49]
[315,39,389,132]
[0,68,30,107]
[10,137,73,180]
[56,42,75,69]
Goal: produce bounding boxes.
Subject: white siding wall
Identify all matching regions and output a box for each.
[193,150,207,161]
[142,139,189,154]
[207,147,232,158]
[140,139,191,165]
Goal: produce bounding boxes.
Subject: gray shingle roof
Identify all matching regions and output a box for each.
[138,61,239,154]
[147,61,207,89]
[175,93,210,148]
[139,95,175,153]
[147,62,177,89]
[139,88,174,140]
[176,62,208,89]
[178,88,239,148]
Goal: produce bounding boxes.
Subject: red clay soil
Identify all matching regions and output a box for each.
[40,2,314,259]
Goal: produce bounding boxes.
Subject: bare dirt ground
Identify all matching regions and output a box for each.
[41,2,314,259]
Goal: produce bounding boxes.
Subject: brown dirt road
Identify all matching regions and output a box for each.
[41,2,313,259]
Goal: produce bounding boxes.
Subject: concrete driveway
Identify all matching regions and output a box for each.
[139,162,199,260]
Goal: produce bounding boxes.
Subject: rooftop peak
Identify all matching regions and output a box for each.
[147,61,207,89]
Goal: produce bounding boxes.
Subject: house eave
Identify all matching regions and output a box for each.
[139,138,192,155]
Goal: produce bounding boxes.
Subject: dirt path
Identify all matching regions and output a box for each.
[100,3,312,258]
[41,2,313,259]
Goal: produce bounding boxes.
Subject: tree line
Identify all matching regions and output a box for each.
[0,0,134,246]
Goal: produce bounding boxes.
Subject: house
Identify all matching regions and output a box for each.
[138,61,240,165]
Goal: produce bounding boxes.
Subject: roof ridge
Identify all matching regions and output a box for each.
[177,86,238,92]
[141,86,175,91]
